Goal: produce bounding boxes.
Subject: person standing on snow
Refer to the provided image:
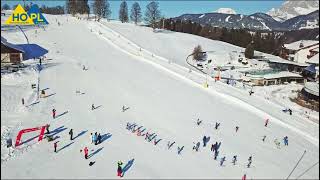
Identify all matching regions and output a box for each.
[93,132,98,145]
[247,156,252,168]
[97,133,102,144]
[211,144,216,152]
[265,119,269,127]
[46,124,50,134]
[214,150,219,160]
[262,135,266,142]
[196,119,202,125]
[69,129,73,140]
[22,98,25,106]
[283,136,288,146]
[52,108,56,119]
[215,122,220,130]
[90,133,94,144]
[232,155,237,165]
[193,142,200,152]
[220,156,226,166]
[84,147,89,159]
[54,141,58,153]
[91,104,95,110]
[235,126,239,132]
[117,161,123,177]
[203,136,207,147]
[242,174,247,180]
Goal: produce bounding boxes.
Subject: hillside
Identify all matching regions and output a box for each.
[1,14,319,179]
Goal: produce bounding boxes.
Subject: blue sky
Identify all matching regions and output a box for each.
[1,0,284,19]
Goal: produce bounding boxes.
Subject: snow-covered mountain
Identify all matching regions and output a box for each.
[214,8,236,15]
[267,0,319,22]
[173,10,319,31]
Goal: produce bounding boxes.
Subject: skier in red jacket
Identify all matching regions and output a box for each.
[84,147,89,159]
[242,174,246,180]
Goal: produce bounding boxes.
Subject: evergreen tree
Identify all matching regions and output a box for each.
[1,4,10,10]
[119,0,129,23]
[245,42,254,59]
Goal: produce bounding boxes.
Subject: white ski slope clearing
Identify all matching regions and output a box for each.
[1,15,319,179]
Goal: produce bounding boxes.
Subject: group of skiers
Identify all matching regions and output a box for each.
[126,122,185,155]
[282,108,293,115]
[91,132,102,145]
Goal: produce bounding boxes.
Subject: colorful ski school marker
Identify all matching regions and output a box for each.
[126,122,185,155]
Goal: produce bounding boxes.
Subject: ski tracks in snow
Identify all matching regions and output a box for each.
[88,21,319,147]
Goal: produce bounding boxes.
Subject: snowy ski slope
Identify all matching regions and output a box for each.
[1,15,319,179]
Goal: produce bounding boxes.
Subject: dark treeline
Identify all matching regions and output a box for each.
[40,5,65,15]
[159,18,285,55]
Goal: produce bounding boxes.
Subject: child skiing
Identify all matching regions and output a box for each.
[93,132,98,145]
[235,126,239,132]
[69,129,73,140]
[214,150,219,160]
[193,142,200,152]
[283,136,288,146]
[232,155,237,165]
[54,141,58,153]
[262,135,266,142]
[177,146,184,155]
[203,136,207,147]
[84,147,89,159]
[220,156,226,166]
[92,104,95,110]
[211,143,216,152]
[52,108,56,119]
[196,118,202,125]
[247,156,252,168]
[117,161,123,177]
[265,119,269,127]
[97,133,102,144]
[46,124,50,134]
[91,133,94,144]
[215,122,220,130]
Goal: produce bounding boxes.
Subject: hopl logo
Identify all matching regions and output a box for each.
[5,4,49,25]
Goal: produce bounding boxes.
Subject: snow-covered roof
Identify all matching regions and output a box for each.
[310,47,319,52]
[306,55,319,65]
[284,40,319,51]
[265,55,309,66]
[249,71,302,80]
[304,82,319,96]
[1,36,25,53]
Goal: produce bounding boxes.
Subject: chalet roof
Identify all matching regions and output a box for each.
[284,40,319,51]
[304,82,319,97]
[249,71,302,80]
[1,36,25,53]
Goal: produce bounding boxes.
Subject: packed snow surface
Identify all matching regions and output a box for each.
[1,14,319,179]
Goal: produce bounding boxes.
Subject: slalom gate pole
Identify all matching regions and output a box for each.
[286,150,307,179]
